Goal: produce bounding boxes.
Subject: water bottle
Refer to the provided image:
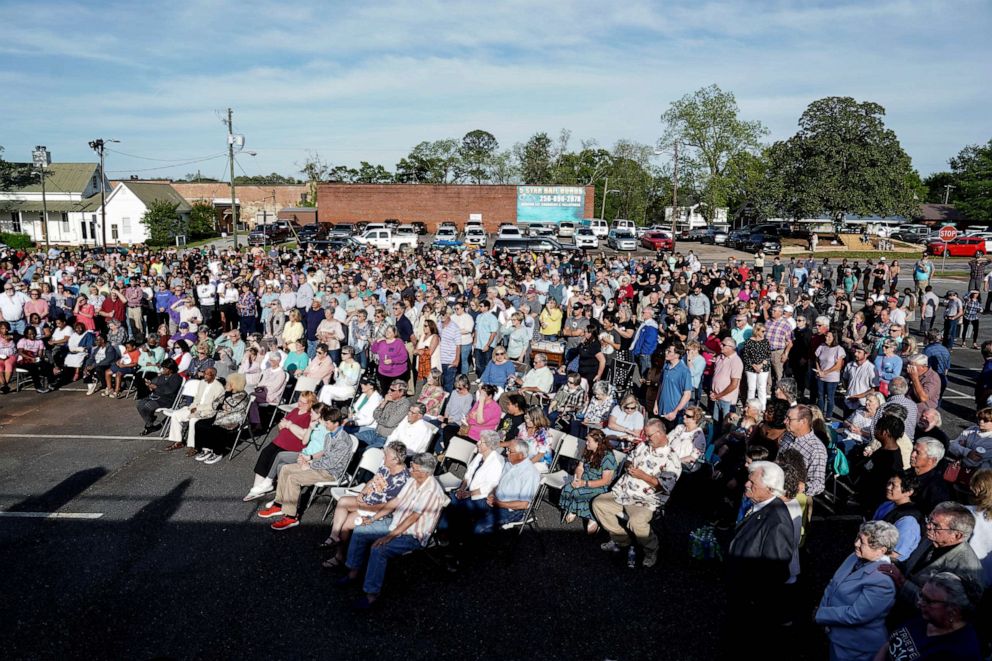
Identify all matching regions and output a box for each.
[627,546,637,569]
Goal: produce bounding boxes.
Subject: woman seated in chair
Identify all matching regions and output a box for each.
[344,378,383,433]
[301,342,335,385]
[462,383,501,442]
[319,440,410,569]
[244,390,319,501]
[320,346,361,405]
[560,429,617,534]
[105,339,141,398]
[516,406,554,473]
[0,322,16,393]
[438,374,475,443]
[416,368,446,419]
[581,380,615,431]
[667,404,707,471]
[190,373,251,464]
[548,371,588,435]
[478,346,516,389]
[16,326,55,393]
[603,393,645,449]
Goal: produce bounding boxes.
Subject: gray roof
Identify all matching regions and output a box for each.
[5,163,99,194]
[120,182,192,212]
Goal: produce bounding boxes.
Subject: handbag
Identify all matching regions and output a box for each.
[943,460,975,487]
[457,422,471,437]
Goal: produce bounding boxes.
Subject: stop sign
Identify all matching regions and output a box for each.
[939,225,958,242]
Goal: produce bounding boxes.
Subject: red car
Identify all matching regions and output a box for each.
[928,237,989,257]
[641,231,675,252]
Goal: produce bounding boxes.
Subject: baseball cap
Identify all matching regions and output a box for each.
[783,305,794,313]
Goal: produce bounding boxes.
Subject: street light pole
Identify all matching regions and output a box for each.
[32,146,51,249]
[225,108,240,250]
[671,141,680,237]
[943,184,956,205]
[88,138,118,248]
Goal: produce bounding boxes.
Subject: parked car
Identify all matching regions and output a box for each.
[744,233,782,254]
[893,228,930,243]
[699,228,728,245]
[395,224,418,237]
[557,221,576,238]
[588,219,609,238]
[327,223,355,238]
[307,237,364,253]
[354,228,418,252]
[928,236,989,257]
[247,224,291,246]
[527,224,556,238]
[497,225,524,240]
[686,227,709,241]
[640,231,675,252]
[574,227,599,249]
[727,229,752,249]
[411,222,428,235]
[464,227,487,246]
[607,229,637,251]
[492,237,577,255]
[432,227,464,248]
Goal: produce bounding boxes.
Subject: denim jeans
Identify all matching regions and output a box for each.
[345,516,423,595]
[474,507,525,535]
[943,319,959,349]
[442,364,457,392]
[473,347,492,376]
[817,380,839,420]
[355,427,387,449]
[438,494,490,536]
[712,399,735,425]
[459,345,472,375]
[307,340,318,358]
[635,354,652,377]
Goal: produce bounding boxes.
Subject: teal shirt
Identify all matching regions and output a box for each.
[283,351,309,374]
[302,425,329,456]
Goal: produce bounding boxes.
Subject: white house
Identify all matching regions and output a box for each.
[0,162,107,245]
[102,181,191,244]
[664,204,729,232]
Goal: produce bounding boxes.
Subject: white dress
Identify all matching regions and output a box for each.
[64,332,91,369]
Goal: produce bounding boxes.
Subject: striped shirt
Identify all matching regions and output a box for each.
[439,320,461,364]
[389,476,447,546]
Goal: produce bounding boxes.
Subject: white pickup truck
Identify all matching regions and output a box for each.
[354,228,418,252]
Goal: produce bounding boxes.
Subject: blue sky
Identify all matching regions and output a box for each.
[1,0,989,180]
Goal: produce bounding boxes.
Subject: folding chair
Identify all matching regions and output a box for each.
[327,447,386,517]
[160,378,202,438]
[610,358,637,400]
[227,394,261,461]
[538,434,585,520]
[436,436,478,491]
[304,434,361,520]
[267,375,322,432]
[13,367,28,392]
[120,372,138,400]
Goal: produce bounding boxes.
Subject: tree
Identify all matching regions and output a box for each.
[353,162,394,184]
[141,200,182,246]
[233,172,300,185]
[765,97,920,222]
[187,201,217,238]
[660,84,768,217]
[488,150,519,184]
[0,146,35,194]
[515,132,555,184]
[949,140,992,221]
[923,171,958,204]
[395,139,460,183]
[605,141,656,222]
[177,171,220,183]
[298,152,330,206]
[459,130,499,184]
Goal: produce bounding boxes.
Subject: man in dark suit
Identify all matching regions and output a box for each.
[724,461,797,653]
[909,437,952,515]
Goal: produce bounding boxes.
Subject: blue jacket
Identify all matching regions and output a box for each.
[815,553,896,660]
[630,320,659,358]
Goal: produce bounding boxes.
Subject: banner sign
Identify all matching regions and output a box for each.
[516,185,585,223]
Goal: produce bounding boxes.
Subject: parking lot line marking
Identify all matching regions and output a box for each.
[0,434,155,441]
[945,387,972,398]
[0,511,103,519]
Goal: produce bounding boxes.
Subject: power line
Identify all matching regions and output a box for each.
[105,153,227,174]
[105,147,226,163]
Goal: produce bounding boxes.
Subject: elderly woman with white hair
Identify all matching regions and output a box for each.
[841,390,885,455]
[581,380,616,430]
[948,407,992,471]
[189,372,251,464]
[815,520,899,661]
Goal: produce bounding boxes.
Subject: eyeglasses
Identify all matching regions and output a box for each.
[623,406,637,412]
[494,352,506,356]
[917,594,949,607]
[925,516,958,533]
[389,387,406,392]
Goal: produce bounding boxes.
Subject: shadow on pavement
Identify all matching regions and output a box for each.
[7,466,108,513]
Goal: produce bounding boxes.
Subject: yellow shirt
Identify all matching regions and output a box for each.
[539,307,562,336]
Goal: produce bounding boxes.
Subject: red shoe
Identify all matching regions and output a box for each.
[270,516,299,530]
[257,505,283,519]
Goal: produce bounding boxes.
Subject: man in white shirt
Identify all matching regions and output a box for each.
[0,283,29,334]
[159,367,225,452]
[843,343,876,414]
[385,403,435,455]
[512,353,554,405]
[451,302,474,376]
[196,276,217,330]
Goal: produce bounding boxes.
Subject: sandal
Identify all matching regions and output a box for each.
[322,556,343,569]
[165,441,184,451]
[586,521,600,535]
[185,448,198,457]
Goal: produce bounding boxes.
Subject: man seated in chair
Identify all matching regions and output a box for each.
[440,430,506,548]
[353,379,412,449]
[136,359,182,436]
[473,439,541,535]
[257,407,353,530]
[508,353,554,406]
[337,453,447,609]
[592,418,681,568]
[381,402,434,455]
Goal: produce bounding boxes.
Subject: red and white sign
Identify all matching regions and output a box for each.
[939,225,958,242]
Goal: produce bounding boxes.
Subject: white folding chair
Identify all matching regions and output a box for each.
[436,436,478,491]
[160,378,202,438]
[540,434,585,493]
[327,447,386,517]
[279,375,321,413]
[304,434,360,520]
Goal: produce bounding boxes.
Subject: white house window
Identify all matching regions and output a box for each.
[111,224,119,241]
[11,213,21,233]
[61,212,69,229]
[122,216,131,236]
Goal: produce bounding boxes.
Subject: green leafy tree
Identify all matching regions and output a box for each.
[188,201,217,238]
[488,150,519,184]
[949,140,992,220]
[353,162,393,184]
[766,97,920,223]
[923,171,958,204]
[515,132,555,184]
[660,84,768,218]
[0,146,36,211]
[395,139,461,183]
[141,200,182,246]
[459,130,499,184]
[233,172,300,185]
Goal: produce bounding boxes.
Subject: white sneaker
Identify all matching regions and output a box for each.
[86,383,98,396]
[600,541,623,553]
[263,498,276,509]
[243,487,272,502]
[204,451,223,465]
[194,450,211,461]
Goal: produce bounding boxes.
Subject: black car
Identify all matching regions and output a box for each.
[297,224,327,241]
[305,237,364,253]
[411,222,428,235]
[744,233,782,254]
[247,225,291,246]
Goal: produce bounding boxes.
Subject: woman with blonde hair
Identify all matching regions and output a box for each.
[281,308,305,349]
[190,372,251,464]
[967,469,992,588]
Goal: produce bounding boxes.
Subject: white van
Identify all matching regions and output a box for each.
[589,219,609,238]
[612,219,636,234]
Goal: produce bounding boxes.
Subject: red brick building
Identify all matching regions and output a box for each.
[316,184,596,233]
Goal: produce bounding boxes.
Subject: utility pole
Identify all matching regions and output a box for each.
[88,138,118,248]
[599,176,608,219]
[943,184,956,205]
[32,146,51,249]
[225,108,240,250]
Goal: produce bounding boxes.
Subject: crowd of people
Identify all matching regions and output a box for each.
[2,238,992,658]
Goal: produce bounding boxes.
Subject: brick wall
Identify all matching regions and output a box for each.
[316,184,596,233]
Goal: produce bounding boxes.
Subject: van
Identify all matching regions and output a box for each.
[557,221,576,238]
[612,219,636,234]
[589,219,609,238]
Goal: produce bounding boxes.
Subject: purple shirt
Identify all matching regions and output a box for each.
[372,338,408,377]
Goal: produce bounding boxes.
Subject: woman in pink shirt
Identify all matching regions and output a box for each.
[73,294,96,332]
[23,288,48,322]
[301,343,335,384]
[464,383,502,441]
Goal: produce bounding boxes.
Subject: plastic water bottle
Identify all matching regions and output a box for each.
[627,546,637,569]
